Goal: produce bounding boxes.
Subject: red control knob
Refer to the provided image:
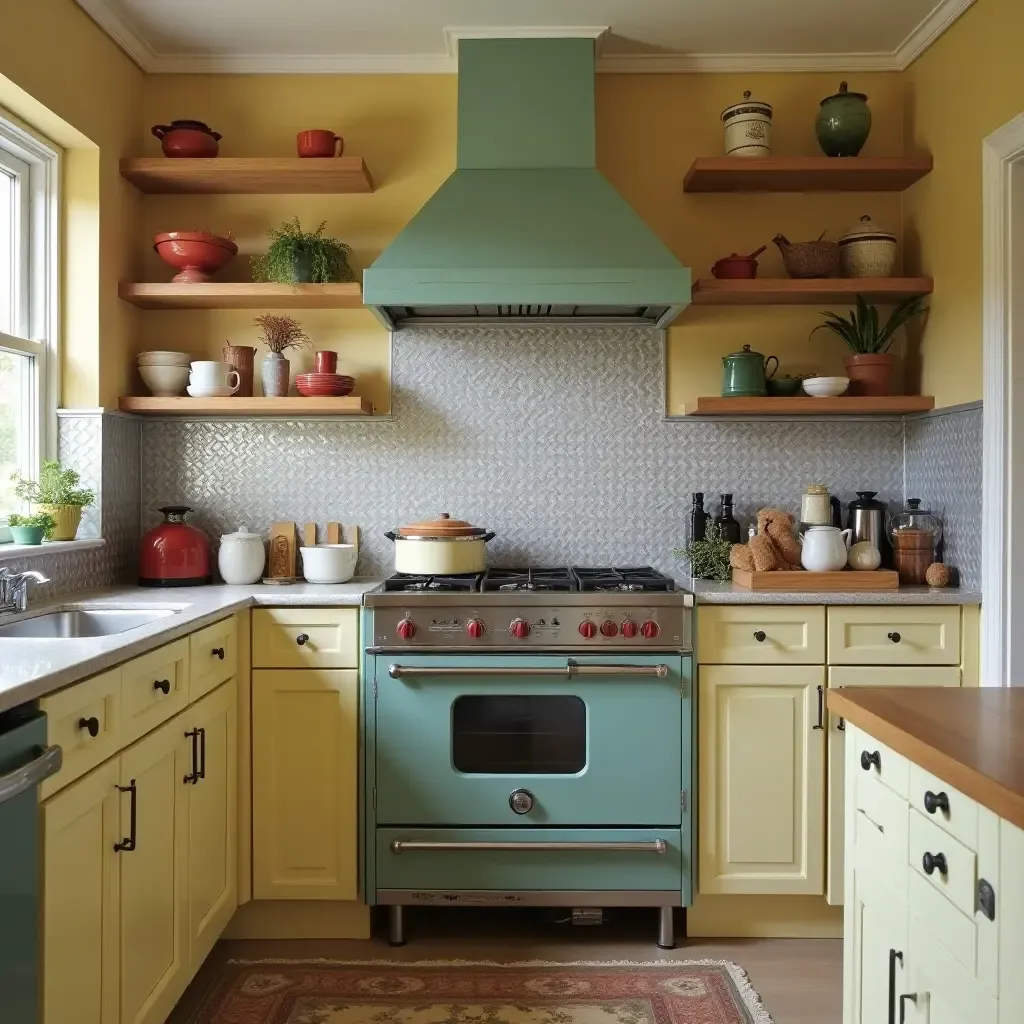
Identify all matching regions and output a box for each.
[621,620,638,639]
[466,618,486,639]
[397,618,416,640]
[509,618,531,639]
[600,619,618,638]
[640,620,660,639]
[578,620,597,639]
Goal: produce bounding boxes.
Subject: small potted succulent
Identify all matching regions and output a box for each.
[254,313,311,397]
[811,295,927,396]
[251,218,355,285]
[10,461,95,540]
[7,511,57,545]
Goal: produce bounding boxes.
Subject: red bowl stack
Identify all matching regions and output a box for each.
[294,373,355,397]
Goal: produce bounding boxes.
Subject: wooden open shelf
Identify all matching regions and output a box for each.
[684,395,935,417]
[120,157,374,194]
[118,282,364,310]
[683,156,932,193]
[118,396,374,416]
[690,277,933,306]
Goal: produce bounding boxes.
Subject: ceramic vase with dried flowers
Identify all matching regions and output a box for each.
[254,314,311,397]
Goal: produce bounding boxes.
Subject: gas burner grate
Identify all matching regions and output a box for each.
[383,572,482,593]
[572,567,677,592]
[481,567,578,592]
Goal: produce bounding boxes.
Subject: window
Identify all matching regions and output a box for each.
[0,115,58,518]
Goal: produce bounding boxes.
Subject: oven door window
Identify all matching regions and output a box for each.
[452,695,586,774]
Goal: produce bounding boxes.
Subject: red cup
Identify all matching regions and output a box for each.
[297,130,343,158]
[313,350,338,374]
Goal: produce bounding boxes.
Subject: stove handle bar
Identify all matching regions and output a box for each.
[391,839,669,854]
[387,663,670,679]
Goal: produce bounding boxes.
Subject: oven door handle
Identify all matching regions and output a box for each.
[391,839,669,854]
[0,744,62,805]
[388,662,670,679]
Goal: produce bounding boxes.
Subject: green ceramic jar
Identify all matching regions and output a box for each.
[816,81,872,157]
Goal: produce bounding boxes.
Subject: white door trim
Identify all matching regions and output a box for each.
[981,113,1024,687]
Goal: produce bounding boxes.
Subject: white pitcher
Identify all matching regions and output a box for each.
[799,525,852,572]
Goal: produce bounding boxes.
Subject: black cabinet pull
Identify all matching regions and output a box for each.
[922,851,948,876]
[978,878,996,921]
[184,728,200,784]
[813,685,824,730]
[887,631,902,643]
[888,949,903,1024]
[837,716,846,731]
[197,726,206,781]
[153,678,171,695]
[211,647,225,660]
[899,993,917,1024]
[861,749,881,771]
[78,716,100,738]
[924,790,949,815]
[753,630,766,642]
[296,633,309,646]
[114,779,137,852]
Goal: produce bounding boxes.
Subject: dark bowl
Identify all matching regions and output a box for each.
[766,375,804,396]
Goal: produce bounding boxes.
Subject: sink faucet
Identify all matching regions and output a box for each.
[0,568,51,615]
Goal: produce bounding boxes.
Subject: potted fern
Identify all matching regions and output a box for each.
[811,295,927,396]
[251,218,355,285]
[10,461,95,540]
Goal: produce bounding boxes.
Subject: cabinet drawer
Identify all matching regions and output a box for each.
[189,616,237,699]
[697,605,824,664]
[829,666,961,689]
[909,870,976,979]
[909,764,977,851]
[122,638,189,744]
[39,669,121,798]
[853,770,909,893]
[252,608,359,669]
[828,606,961,665]
[909,808,976,918]
[853,730,909,799]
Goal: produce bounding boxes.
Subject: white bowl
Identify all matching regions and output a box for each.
[300,544,357,584]
[187,384,236,398]
[138,350,191,366]
[140,363,190,396]
[802,376,850,397]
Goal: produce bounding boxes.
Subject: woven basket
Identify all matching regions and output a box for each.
[772,234,840,279]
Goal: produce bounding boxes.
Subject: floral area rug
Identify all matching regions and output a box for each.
[187,960,773,1024]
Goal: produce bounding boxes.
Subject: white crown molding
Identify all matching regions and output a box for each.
[146,51,457,74]
[75,0,156,69]
[596,51,901,73]
[893,0,976,69]
[444,25,610,58]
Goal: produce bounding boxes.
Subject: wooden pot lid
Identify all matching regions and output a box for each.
[397,513,486,538]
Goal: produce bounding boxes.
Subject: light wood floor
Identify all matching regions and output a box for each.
[170,907,842,1024]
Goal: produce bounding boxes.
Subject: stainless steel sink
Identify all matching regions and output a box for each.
[0,608,179,639]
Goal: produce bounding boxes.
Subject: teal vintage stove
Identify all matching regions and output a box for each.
[362,567,694,948]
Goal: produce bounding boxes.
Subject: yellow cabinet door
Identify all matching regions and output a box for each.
[186,680,238,970]
[252,669,358,899]
[699,664,825,895]
[119,714,190,1024]
[42,758,121,1024]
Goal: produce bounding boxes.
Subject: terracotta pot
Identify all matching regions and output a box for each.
[223,344,256,397]
[151,120,221,158]
[844,353,894,396]
[154,231,237,284]
[297,130,344,157]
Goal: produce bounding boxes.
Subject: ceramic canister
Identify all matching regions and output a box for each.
[721,91,773,157]
[218,531,266,584]
[839,214,897,278]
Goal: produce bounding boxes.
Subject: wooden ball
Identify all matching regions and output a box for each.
[925,562,950,588]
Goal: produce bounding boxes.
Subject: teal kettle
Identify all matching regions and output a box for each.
[721,345,778,397]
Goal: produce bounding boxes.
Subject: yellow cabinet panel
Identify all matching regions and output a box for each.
[189,616,238,701]
[252,669,358,899]
[827,606,961,666]
[122,638,189,745]
[252,608,359,669]
[698,664,825,895]
[697,605,825,665]
[119,714,190,1024]
[42,758,120,1024]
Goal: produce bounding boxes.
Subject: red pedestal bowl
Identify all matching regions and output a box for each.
[154,232,238,284]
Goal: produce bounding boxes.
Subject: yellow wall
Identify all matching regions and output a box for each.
[903,0,1024,407]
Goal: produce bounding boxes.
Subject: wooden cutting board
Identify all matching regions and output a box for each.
[268,522,297,578]
[732,568,899,591]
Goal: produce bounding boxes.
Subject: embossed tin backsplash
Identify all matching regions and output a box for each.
[140,327,906,579]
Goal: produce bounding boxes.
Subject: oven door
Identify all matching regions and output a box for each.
[374,653,685,827]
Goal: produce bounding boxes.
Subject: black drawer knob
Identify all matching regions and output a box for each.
[922,851,948,876]
[924,790,950,815]
[296,633,309,646]
[153,678,171,695]
[753,630,766,643]
[860,749,881,771]
[211,647,225,660]
[78,716,100,738]
[887,631,902,643]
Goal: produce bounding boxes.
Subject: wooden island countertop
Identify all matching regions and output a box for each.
[828,687,1024,830]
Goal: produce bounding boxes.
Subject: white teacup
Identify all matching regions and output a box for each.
[190,361,240,390]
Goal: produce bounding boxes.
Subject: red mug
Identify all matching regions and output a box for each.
[314,350,338,374]
[297,130,343,158]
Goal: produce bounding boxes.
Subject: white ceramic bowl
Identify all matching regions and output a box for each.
[187,383,236,398]
[300,544,357,584]
[802,375,850,397]
[140,363,190,396]
[138,350,191,365]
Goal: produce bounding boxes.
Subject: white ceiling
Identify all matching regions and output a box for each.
[76,0,975,73]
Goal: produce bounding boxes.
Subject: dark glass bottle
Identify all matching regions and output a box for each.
[715,493,742,544]
[689,492,709,542]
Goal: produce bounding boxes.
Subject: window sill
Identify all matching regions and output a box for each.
[0,538,105,562]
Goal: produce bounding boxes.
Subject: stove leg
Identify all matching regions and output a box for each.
[388,904,406,946]
[657,906,675,950]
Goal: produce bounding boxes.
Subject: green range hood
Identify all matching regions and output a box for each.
[363,37,690,330]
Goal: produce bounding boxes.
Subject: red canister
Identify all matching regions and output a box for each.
[138,506,212,586]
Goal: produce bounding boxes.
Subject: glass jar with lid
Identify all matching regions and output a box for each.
[889,499,942,585]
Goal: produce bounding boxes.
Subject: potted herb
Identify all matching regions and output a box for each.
[675,521,734,581]
[811,295,927,396]
[254,314,311,397]
[7,512,57,545]
[251,218,355,285]
[10,461,95,540]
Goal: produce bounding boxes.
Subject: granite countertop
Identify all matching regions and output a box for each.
[0,580,383,712]
[828,687,1024,831]
[690,580,982,605]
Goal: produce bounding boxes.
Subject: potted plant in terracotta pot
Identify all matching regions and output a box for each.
[811,295,927,396]
[251,218,355,285]
[10,461,95,540]
[254,313,311,397]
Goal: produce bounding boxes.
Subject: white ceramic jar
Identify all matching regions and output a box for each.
[721,90,773,157]
[839,214,897,278]
[218,531,265,584]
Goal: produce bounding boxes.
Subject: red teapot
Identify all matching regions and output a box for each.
[151,120,222,158]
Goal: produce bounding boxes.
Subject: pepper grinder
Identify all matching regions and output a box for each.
[689,492,709,542]
[715,493,742,544]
